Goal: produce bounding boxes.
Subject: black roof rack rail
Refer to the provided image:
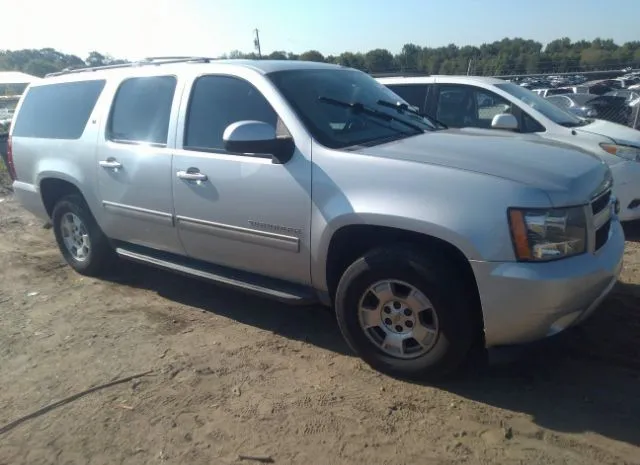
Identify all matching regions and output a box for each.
[45,56,218,78]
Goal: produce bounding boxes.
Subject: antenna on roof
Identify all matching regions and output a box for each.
[254,29,262,59]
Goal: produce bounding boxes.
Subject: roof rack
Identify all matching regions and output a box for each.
[370,72,430,78]
[45,56,218,78]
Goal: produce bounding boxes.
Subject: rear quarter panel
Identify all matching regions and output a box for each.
[10,78,115,222]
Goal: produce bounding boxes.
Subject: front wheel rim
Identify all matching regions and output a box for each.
[358,280,439,359]
[60,212,91,262]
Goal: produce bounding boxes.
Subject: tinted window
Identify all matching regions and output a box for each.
[386,84,429,111]
[185,75,278,152]
[12,80,105,139]
[108,76,176,145]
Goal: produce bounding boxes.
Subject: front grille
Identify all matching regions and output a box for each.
[591,188,612,252]
[595,219,611,251]
[591,190,611,216]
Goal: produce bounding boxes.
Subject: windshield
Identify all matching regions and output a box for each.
[496,82,585,127]
[267,68,437,149]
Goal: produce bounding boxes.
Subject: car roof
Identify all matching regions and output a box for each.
[35,59,347,85]
[376,75,507,86]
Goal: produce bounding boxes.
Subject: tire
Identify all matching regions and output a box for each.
[51,194,114,276]
[335,245,477,380]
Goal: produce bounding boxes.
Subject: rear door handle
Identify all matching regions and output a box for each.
[99,159,122,169]
[177,169,208,181]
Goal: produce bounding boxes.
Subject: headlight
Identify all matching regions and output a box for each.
[508,207,587,261]
[600,143,640,162]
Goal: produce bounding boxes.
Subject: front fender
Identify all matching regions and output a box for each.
[310,210,483,293]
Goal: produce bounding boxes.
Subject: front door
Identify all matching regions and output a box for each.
[171,74,312,284]
[96,75,183,254]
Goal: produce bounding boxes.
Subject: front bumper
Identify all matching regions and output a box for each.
[472,219,625,347]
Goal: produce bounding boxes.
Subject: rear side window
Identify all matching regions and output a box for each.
[108,76,176,146]
[12,80,105,139]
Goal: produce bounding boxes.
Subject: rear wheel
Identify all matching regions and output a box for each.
[335,246,477,380]
[51,194,114,276]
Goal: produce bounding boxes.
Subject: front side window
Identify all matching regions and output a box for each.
[267,68,436,149]
[108,76,176,145]
[435,85,513,129]
[12,80,106,139]
[184,75,278,152]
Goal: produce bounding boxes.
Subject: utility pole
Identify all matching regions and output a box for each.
[254,29,262,59]
[467,58,473,76]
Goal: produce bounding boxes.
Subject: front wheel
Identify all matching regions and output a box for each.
[51,194,114,276]
[334,246,477,380]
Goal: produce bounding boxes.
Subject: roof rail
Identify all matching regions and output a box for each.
[45,56,217,78]
[370,72,431,78]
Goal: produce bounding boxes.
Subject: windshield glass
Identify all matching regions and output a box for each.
[496,82,585,127]
[267,68,437,149]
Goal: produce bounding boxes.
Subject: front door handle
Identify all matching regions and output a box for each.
[177,169,208,181]
[99,159,122,169]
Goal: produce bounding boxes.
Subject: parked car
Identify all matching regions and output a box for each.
[545,94,598,118]
[547,93,632,126]
[9,59,623,379]
[378,75,640,221]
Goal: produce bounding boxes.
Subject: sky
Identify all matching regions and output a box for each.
[0,0,639,60]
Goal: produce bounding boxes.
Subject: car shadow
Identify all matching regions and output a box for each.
[105,262,640,447]
[622,220,640,242]
[105,261,352,356]
[439,281,640,447]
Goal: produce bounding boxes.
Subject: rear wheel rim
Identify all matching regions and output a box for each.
[357,279,439,359]
[60,212,91,262]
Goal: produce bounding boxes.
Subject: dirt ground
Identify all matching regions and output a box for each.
[0,168,639,465]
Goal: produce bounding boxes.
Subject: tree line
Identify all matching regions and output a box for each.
[1,37,640,79]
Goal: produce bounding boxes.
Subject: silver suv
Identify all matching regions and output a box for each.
[8,58,624,379]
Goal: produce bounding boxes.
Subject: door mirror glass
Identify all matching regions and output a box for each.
[223,120,294,164]
[491,113,519,130]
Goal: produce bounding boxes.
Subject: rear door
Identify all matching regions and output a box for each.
[96,74,184,254]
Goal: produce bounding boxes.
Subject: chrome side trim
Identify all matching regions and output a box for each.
[115,247,311,303]
[102,201,174,226]
[176,216,300,253]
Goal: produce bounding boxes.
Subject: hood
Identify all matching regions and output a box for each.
[576,119,640,148]
[354,128,611,207]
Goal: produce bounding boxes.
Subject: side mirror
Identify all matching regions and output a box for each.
[491,113,519,130]
[222,120,295,164]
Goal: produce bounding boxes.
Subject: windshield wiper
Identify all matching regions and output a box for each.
[376,99,448,129]
[318,96,425,133]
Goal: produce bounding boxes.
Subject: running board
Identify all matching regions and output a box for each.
[115,245,317,305]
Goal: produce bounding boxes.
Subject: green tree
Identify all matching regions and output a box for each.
[299,50,325,62]
[364,49,394,72]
